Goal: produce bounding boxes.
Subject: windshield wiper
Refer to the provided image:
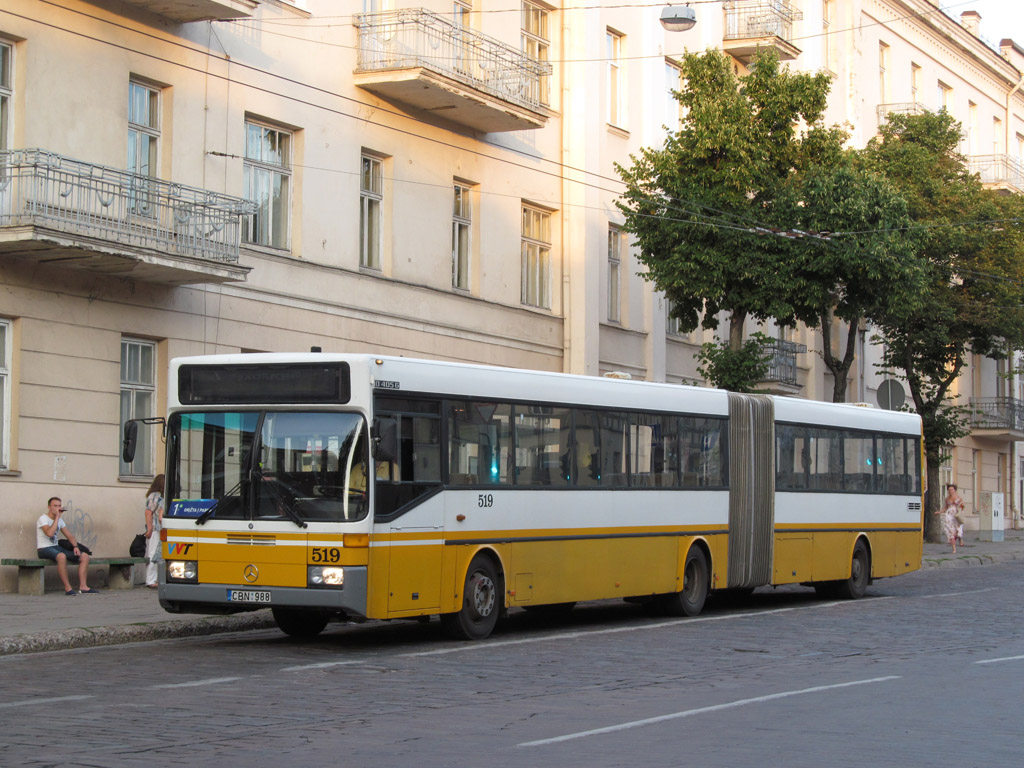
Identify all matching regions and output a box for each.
[261,477,309,529]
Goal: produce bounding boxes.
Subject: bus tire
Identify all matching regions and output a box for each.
[272,608,328,638]
[835,540,871,600]
[441,555,501,641]
[662,546,709,617]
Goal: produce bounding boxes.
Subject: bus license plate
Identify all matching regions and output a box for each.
[227,589,271,604]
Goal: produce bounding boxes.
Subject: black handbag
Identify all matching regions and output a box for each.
[129,534,147,558]
[58,539,92,555]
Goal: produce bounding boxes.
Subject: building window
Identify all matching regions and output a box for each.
[938,80,952,112]
[120,338,156,477]
[522,1,550,105]
[910,62,921,102]
[994,117,1002,154]
[822,1,833,72]
[0,318,10,469]
[607,29,623,127]
[127,80,160,215]
[454,0,471,26]
[0,41,11,153]
[360,154,383,270]
[608,225,621,323]
[878,42,889,104]
[666,298,682,337]
[665,59,682,132]
[453,182,472,290]
[967,101,977,154]
[521,205,551,309]
[243,120,291,249]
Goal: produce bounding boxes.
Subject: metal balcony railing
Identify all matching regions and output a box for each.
[876,102,929,125]
[724,0,800,42]
[969,397,1024,432]
[761,339,805,386]
[355,9,552,113]
[0,149,256,263]
[968,154,1024,192]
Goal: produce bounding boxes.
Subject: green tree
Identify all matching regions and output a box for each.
[615,49,839,389]
[864,111,1024,541]
[777,156,922,402]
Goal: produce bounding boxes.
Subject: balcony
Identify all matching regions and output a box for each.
[722,1,802,64]
[354,9,552,133]
[969,397,1024,441]
[758,339,805,394]
[968,154,1024,195]
[876,102,929,127]
[101,0,256,23]
[0,149,255,285]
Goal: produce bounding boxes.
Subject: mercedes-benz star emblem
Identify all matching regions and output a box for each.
[243,564,259,583]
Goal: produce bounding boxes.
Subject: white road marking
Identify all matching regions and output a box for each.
[281,660,366,672]
[918,588,997,599]
[974,654,1024,665]
[0,694,93,709]
[151,676,244,689]
[517,676,902,747]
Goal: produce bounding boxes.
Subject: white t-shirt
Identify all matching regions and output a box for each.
[36,514,66,549]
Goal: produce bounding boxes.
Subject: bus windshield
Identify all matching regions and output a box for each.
[168,411,369,524]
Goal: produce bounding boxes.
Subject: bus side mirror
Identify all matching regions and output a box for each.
[371,417,398,463]
[122,420,139,463]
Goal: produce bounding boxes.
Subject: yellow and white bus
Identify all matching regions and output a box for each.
[134,353,923,640]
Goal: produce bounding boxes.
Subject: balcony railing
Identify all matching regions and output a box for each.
[876,102,929,125]
[761,339,805,386]
[724,1,800,43]
[0,149,256,265]
[969,397,1024,433]
[355,9,552,115]
[968,154,1024,193]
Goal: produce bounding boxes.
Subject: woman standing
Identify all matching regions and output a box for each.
[144,474,165,588]
[941,483,964,554]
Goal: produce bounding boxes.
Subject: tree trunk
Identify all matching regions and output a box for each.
[819,309,859,403]
[924,454,942,543]
[728,311,746,352]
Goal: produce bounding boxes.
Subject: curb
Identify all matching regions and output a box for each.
[920,551,1022,569]
[0,609,276,656]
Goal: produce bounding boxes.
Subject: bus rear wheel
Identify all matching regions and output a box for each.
[835,540,871,600]
[662,547,709,617]
[441,555,501,640]
[272,607,328,638]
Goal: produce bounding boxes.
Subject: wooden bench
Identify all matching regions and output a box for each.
[1,557,148,595]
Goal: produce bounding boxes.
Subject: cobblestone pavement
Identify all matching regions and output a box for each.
[1,529,1020,656]
[0,560,1021,767]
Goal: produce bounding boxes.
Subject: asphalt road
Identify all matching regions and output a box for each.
[2,562,1021,768]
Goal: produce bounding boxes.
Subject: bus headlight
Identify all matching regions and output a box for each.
[308,566,344,588]
[167,560,198,583]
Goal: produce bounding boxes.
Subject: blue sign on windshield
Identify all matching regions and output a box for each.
[169,499,217,518]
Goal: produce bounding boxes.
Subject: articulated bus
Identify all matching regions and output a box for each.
[133,353,924,641]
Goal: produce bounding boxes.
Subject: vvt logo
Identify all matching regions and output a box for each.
[168,543,194,556]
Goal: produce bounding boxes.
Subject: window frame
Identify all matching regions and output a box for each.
[522,1,551,105]
[243,119,292,250]
[452,182,472,290]
[360,154,383,270]
[521,204,552,309]
[0,39,12,154]
[607,224,621,323]
[120,338,158,478]
[606,29,624,127]
[0,318,11,469]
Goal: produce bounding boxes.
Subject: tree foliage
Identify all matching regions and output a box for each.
[864,111,1024,540]
[615,49,839,361]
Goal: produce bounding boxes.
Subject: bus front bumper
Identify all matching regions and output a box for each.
[158,566,367,617]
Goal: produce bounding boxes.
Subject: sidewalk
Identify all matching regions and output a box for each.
[2,529,1022,656]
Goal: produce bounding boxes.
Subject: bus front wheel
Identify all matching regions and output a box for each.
[835,540,871,600]
[441,555,501,641]
[662,546,709,617]
[272,607,328,638]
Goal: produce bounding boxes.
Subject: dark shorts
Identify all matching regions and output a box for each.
[37,546,81,564]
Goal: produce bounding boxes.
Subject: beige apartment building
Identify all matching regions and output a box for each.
[1,0,1021,589]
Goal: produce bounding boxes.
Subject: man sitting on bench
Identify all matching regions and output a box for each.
[36,497,98,595]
